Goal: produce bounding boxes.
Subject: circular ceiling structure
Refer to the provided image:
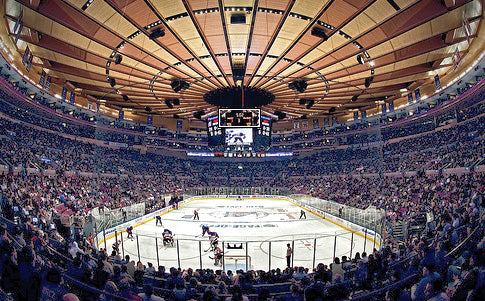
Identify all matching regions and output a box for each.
[2,0,483,121]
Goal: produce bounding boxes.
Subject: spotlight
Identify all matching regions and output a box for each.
[109,78,116,87]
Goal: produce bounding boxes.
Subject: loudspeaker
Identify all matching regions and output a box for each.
[311,27,328,40]
[171,80,189,93]
[299,99,306,105]
[305,99,314,109]
[232,67,245,81]
[145,106,152,113]
[109,78,116,87]
[114,54,122,64]
[365,76,373,88]
[288,80,307,93]
[149,28,165,39]
[351,95,358,102]
[193,110,204,119]
[171,98,180,106]
[274,110,286,120]
[231,14,246,24]
[164,99,173,109]
[357,55,364,65]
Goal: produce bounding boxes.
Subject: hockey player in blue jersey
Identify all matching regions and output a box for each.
[201,225,209,237]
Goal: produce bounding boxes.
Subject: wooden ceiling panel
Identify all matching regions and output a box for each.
[4,0,480,119]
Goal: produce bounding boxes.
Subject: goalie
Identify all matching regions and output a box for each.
[162,228,174,247]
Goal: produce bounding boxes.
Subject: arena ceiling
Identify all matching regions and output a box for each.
[3,0,483,120]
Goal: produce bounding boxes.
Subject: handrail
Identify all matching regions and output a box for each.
[445,209,485,258]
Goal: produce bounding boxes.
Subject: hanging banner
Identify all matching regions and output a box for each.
[61,87,67,101]
[361,110,367,121]
[96,103,100,112]
[381,103,387,116]
[293,121,300,129]
[147,115,153,126]
[39,70,46,87]
[313,118,319,129]
[14,22,23,44]
[414,88,421,102]
[324,117,329,127]
[45,76,51,91]
[302,119,308,130]
[70,91,75,104]
[353,111,359,121]
[22,46,29,65]
[434,74,441,90]
[118,110,124,120]
[408,93,413,105]
[463,18,472,45]
[13,9,23,33]
[26,53,33,72]
[389,100,394,112]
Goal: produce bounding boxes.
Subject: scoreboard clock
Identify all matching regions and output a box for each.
[218,108,261,127]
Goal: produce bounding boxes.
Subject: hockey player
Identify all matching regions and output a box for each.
[126,226,134,239]
[155,215,163,226]
[208,231,219,251]
[299,209,307,219]
[163,228,174,246]
[193,209,199,220]
[213,247,223,266]
[201,225,209,237]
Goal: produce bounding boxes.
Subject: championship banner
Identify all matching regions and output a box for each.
[414,88,421,102]
[361,110,367,121]
[70,91,75,104]
[353,111,359,121]
[118,110,124,120]
[324,117,329,127]
[147,115,153,126]
[26,53,33,72]
[381,103,387,115]
[302,119,308,130]
[434,74,441,90]
[463,18,472,45]
[313,118,319,129]
[96,103,100,112]
[293,121,300,129]
[22,46,29,65]
[61,87,67,101]
[452,47,462,71]
[176,119,182,131]
[39,70,46,87]
[45,76,51,91]
[13,9,23,34]
[14,22,23,44]
[389,100,394,112]
[408,93,413,105]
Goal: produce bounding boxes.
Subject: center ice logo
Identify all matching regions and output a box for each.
[210,211,269,219]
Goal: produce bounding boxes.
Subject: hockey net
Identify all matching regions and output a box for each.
[224,255,252,271]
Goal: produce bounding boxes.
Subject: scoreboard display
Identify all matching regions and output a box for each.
[219,109,261,127]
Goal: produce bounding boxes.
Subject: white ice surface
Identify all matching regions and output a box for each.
[102,197,373,271]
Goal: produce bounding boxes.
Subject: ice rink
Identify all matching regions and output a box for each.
[102,197,374,271]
